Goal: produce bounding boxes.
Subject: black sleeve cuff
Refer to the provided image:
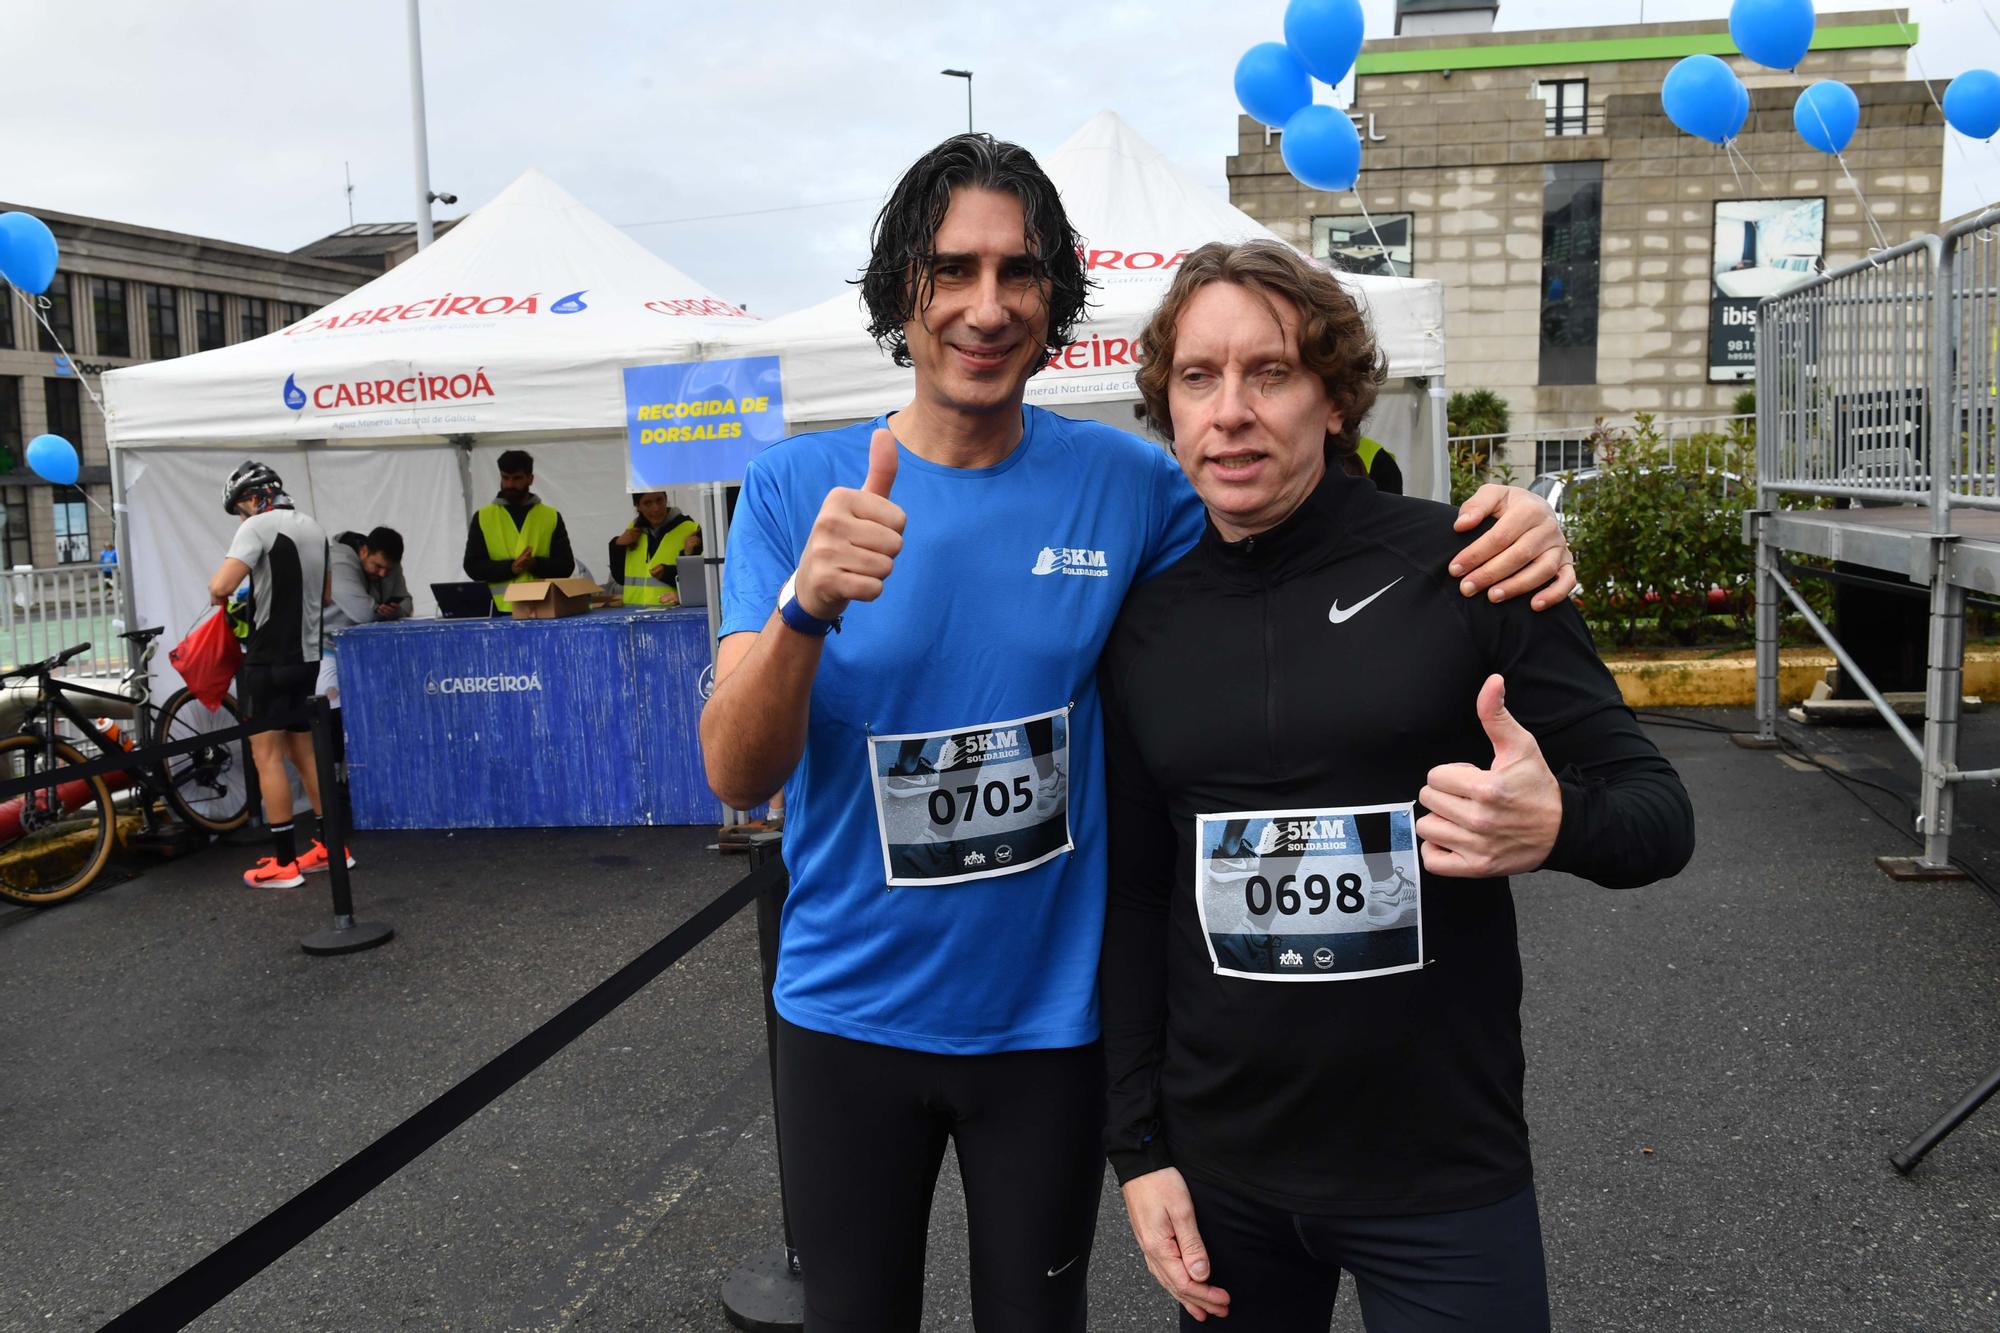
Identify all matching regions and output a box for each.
[1107,1137,1176,1185]
[1541,779,1589,875]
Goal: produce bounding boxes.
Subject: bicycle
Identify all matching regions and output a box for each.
[0,627,250,906]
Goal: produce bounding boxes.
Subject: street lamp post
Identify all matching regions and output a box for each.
[941,69,973,133]
[407,0,436,248]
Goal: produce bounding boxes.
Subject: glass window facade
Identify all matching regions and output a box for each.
[144,284,181,360]
[91,277,131,358]
[0,377,19,472]
[1539,161,1604,386]
[239,297,269,342]
[43,376,82,445]
[35,275,75,354]
[194,292,227,351]
[2,492,29,569]
[52,487,89,564]
[1535,79,1589,136]
[1536,439,1596,474]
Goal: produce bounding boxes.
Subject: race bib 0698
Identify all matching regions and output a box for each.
[867,706,1072,887]
[1194,802,1422,982]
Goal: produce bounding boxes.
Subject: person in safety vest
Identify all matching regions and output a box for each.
[462,448,574,609]
[1348,435,1404,495]
[608,491,701,607]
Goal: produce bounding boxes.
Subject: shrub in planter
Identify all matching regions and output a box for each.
[1565,414,1757,646]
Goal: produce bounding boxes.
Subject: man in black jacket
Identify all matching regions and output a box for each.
[1098,241,1696,1332]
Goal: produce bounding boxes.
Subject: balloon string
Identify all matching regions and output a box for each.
[1836,152,1895,255]
[1792,80,1894,255]
[1727,139,1771,192]
[1888,10,1993,211]
[1340,185,1442,376]
[1723,142,1744,191]
[11,285,113,514]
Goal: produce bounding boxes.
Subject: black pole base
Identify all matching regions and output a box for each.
[721,1245,804,1332]
[1889,1063,2000,1177]
[301,919,395,956]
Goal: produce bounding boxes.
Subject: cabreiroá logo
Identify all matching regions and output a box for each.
[283,374,306,411]
[551,290,589,315]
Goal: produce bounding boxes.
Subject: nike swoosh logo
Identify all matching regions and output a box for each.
[1046,1255,1080,1278]
[1329,576,1403,624]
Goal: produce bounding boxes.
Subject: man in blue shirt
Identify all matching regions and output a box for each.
[701,133,1574,1332]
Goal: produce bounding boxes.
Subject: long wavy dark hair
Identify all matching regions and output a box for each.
[853,133,1091,368]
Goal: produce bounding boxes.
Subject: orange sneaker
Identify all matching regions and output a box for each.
[244,857,304,889]
[297,840,355,873]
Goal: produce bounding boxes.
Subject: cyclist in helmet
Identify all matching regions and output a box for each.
[206,460,347,886]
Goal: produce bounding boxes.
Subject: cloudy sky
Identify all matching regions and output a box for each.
[5,0,1996,315]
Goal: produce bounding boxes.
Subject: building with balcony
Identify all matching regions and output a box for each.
[0,207,371,570]
[1227,5,1944,478]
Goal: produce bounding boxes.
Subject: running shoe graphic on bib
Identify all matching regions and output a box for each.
[867,706,1072,886]
[1194,802,1423,981]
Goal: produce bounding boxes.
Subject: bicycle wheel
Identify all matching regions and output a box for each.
[155,687,251,833]
[0,733,114,906]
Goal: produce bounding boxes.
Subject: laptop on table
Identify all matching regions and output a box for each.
[431,581,497,619]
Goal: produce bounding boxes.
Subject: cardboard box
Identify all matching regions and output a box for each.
[507,577,601,619]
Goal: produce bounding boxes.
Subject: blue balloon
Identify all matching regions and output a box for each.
[1284,0,1366,86]
[1945,69,2000,140]
[1281,104,1362,192]
[1725,76,1751,141]
[1661,54,1742,145]
[1794,80,1859,155]
[1235,42,1313,129]
[26,434,78,487]
[0,213,59,297]
[1730,0,1815,72]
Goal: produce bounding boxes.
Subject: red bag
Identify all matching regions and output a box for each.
[169,609,244,710]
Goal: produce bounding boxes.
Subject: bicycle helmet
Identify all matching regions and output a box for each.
[221,460,284,514]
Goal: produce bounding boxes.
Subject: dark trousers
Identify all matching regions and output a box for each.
[1180,1175,1552,1333]
[774,1016,1104,1332]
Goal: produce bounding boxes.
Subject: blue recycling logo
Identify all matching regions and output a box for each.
[282,374,306,411]
[551,290,589,315]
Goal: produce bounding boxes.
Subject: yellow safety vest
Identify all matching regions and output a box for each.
[477,502,560,610]
[1354,437,1384,474]
[621,518,700,607]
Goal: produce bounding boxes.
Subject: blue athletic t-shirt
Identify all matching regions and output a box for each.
[721,405,1203,1054]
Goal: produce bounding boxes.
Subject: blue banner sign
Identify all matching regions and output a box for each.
[623,355,784,486]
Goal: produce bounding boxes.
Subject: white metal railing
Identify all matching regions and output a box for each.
[1757,235,1941,505]
[0,564,127,677]
[1449,414,1754,480]
[1944,210,2000,508]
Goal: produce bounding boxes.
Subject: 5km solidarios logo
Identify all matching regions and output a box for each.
[1031,546,1110,578]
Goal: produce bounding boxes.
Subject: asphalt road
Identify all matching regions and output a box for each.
[2,708,1997,1331]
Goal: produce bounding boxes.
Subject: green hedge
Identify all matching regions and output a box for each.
[1564,415,1757,646]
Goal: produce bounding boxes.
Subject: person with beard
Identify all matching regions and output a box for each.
[463,449,574,610]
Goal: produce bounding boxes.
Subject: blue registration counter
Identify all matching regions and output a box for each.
[335,607,722,829]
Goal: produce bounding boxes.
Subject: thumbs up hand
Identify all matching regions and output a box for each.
[793,427,906,621]
[1415,674,1562,879]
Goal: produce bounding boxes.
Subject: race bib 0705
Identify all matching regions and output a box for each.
[866,706,1072,887]
[1193,802,1422,982]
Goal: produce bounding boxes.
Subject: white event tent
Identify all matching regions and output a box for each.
[716,110,1450,498]
[102,168,758,642]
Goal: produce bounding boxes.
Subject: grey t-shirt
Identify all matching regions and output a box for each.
[226,508,328,665]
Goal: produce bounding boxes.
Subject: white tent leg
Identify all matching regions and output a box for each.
[1426,378,1449,505]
